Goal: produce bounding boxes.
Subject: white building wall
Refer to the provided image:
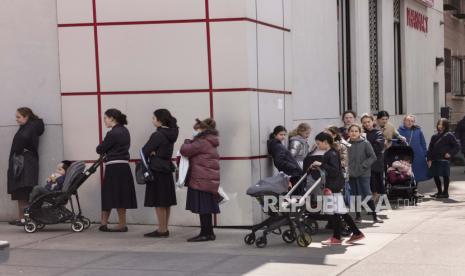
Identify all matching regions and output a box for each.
[0,0,63,221]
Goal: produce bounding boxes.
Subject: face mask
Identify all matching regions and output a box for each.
[192,130,199,138]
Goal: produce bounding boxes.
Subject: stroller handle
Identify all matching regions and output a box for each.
[86,155,105,174]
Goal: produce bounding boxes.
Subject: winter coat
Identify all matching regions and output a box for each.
[348,138,377,178]
[7,118,44,194]
[455,116,465,154]
[334,140,349,174]
[267,138,303,177]
[142,127,179,174]
[288,135,310,167]
[364,128,385,172]
[398,125,431,182]
[96,124,131,162]
[320,148,345,193]
[378,122,403,149]
[427,132,460,161]
[180,130,220,194]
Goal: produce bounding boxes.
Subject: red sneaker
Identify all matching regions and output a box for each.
[321,237,342,245]
[346,233,365,244]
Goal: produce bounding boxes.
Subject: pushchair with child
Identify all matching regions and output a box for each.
[244,169,324,248]
[23,157,104,233]
[384,145,417,202]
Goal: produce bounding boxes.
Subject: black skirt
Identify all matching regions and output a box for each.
[144,171,177,207]
[101,163,138,210]
[429,160,450,177]
[11,187,33,201]
[186,187,220,215]
[370,171,386,194]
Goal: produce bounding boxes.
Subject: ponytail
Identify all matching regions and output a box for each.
[105,108,128,125]
[270,125,287,140]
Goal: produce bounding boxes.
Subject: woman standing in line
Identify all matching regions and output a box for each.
[97,109,137,232]
[181,118,220,242]
[7,107,44,226]
[397,115,430,184]
[361,114,386,205]
[288,123,311,169]
[143,109,179,238]
[427,118,460,199]
[347,125,383,223]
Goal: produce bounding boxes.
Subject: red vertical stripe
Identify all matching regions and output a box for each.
[92,0,104,183]
[205,0,214,118]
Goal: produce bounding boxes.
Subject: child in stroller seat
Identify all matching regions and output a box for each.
[29,160,72,203]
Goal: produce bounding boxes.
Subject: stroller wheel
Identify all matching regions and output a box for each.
[71,221,84,232]
[282,230,296,243]
[24,221,37,233]
[304,219,319,235]
[244,233,256,245]
[81,217,91,229]
[36,223,45,230]
[296,233,312,247]
[255,236,267,248]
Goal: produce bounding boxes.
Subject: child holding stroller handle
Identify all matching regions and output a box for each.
[29,160,72,203]
[309,132,365,246]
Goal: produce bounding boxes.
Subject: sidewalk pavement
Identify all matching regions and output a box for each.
[0,167,464,276]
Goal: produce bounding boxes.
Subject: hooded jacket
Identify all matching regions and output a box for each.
[180,130,220,194]
[267,138,303,177]
[10,118,44,158]
[8,118,44,193]
[96,124,131,162]
[348,138,377,178]
[320,148,345,193]
[142,126,179,174]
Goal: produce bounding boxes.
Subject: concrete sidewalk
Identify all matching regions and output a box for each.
[0,167,464,276]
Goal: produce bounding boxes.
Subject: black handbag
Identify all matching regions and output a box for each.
[11,153,24,179]
[136,149,154,185]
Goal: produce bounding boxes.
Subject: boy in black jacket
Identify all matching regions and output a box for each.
[310,132,365,245]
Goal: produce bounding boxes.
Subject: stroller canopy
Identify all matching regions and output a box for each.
[62,161,86,193]
[247,173,290,197]
[384,146,414,167]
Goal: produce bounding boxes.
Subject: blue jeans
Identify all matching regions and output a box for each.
[349,177,376,217]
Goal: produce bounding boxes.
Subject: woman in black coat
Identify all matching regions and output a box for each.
[97,109,137,232]
[427,118,460,199]
[267,126,303,180]
[142,109,179,238]
[7,107,44,226]
[361,114,386,204]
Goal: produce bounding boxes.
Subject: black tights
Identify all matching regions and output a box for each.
[434,176,450,194]
[199,214,213,236]
[331,213,362,240]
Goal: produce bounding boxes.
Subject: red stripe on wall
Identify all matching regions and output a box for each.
[205,0,214,118]
[61,88,292,96]
[58,18,291,32]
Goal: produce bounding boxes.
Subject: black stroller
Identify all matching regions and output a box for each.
[23,157,104,233]
[384,146,417,202]
[244,170,324,248]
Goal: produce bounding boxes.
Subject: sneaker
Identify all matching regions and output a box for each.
[321,237,342,246]
[373,217,384,224]
[347,233,365,244]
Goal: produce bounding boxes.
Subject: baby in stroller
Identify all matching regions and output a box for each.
[387,160,412,184]
[29,160,72,203]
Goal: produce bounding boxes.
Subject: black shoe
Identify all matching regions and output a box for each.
[373,217,384,224]
[209,234,216,241]
[9,219,25,226]
[437,193,449,199]
[354,217,362,223]
[99,225,111,232]
[144,230,169,238]
[109,226,128,232]
[430,193,441,198]
[187,235,211,242]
